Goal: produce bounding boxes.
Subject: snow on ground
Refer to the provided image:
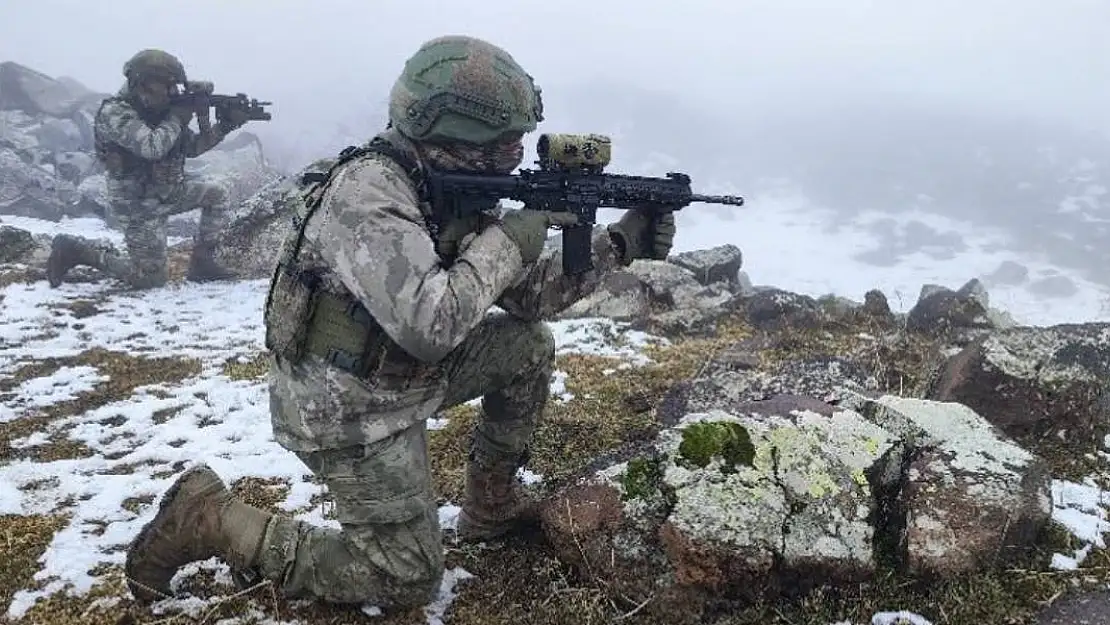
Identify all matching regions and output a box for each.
[0,214,191,248]
[599,186,1110,327]
[0,242,668,621]
[3,213,1110,624]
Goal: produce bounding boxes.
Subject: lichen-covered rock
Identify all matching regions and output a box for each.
[556,258,742,337]
[542,398,899,616]
[651,407,896,594]
[927,323,1110,442]
[199,158,333,279]
[847,394,1051,576]
[544,378,1052,614]
[554,270,651,321]
[667,244,743,287]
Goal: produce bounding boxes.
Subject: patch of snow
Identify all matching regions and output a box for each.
[549,369,573,402]
[1050,479,1110,569]
[0,267,659,619]
[0,215,123,245]
[598,187,1110,327]
[0,365,107,423]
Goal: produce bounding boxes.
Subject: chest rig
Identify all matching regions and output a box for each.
[263,137,439,381]
[93,97,186,192]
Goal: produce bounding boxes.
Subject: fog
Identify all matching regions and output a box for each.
[4,0,1109,167]
[6,0,1110,290]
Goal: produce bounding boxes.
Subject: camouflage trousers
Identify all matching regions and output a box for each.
[254,313,555,607]
[97,178,229,289]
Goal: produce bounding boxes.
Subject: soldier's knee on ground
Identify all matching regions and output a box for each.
[282,437,443,608]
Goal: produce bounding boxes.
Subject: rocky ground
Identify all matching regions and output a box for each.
[4,57,1110,625]
[3,226,1110,625]
[0,60,283,251]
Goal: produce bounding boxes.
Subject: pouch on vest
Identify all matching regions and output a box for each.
[264,262,321,363]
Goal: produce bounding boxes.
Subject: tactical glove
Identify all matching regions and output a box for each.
[498,210,579,264]
[607,210,676,265]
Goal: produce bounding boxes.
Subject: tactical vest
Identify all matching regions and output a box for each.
[93,97,186,194]
[263,137,439,381]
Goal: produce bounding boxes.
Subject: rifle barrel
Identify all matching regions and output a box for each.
[689,193,745,206]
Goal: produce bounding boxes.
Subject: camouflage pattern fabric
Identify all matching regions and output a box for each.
[388,35,543,145]
[268,128,624,455]
[95,179,230,288]
[256,312,553,605]
[82,85,232,288]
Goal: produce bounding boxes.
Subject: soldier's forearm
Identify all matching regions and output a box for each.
[184,122,227,157]
[495,225,624,321]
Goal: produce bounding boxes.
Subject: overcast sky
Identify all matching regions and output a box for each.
[3,0,1108,169]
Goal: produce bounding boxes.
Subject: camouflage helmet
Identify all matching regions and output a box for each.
[123,49,186,84]
[389,35,544,145]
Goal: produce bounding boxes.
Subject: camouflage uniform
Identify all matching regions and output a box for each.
[47,49,249,290]
[124,36,676,610]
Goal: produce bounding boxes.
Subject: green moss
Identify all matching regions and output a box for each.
[619,456,665,501]
[678,421,756,474]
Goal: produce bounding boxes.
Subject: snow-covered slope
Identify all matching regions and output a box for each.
[1,205,1109,625]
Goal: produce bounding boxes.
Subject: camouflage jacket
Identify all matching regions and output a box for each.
[267,128,626,452]
[93,84,227,204]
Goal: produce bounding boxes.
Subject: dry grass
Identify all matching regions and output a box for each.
[2,311,1109,625]
[1,349,201,463]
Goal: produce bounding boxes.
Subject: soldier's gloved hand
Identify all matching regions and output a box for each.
[497,210,579,264]
[607,209,676,265]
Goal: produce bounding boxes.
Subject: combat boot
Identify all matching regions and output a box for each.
[457,456,541,542]
[185,244,236,283]
[46,234,102,287]
[125,464,273,604]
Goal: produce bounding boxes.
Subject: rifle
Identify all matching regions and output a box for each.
[172,80,272,133]
[425,133,745,276]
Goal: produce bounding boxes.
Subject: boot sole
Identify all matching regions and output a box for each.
[124,466,216,604]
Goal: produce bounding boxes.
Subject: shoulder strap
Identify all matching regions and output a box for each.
[284,137,431,269]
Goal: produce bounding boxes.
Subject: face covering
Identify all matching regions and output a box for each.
[134,78,175,112]
[420,135,524,174]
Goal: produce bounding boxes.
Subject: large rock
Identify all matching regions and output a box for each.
[0,226,42,264]
[557,258,739,337]
[541,391,1051,618]
[927,322,1110,442]
[0,62,105,117]
[0,62,280,228]
[667,243,743,287]
[194,157,335,280]
[0,147,81,221]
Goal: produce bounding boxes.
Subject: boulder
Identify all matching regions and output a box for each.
[196,157,336,280]
[927,322,1110,442]
[0,226,41,264]
[667,244,743,287]
[733,288,823,331]
[557,258,740,337]
[0,61,105,117]
[0,147,80,221]
[541,392,1050,616]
